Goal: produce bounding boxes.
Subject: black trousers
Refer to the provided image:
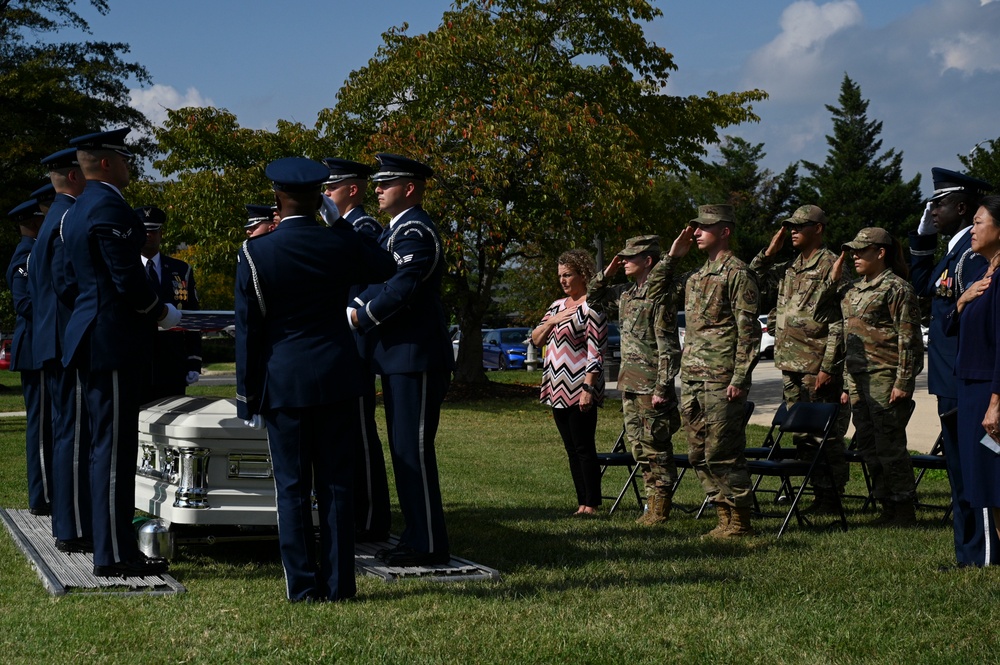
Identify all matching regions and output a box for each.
[552,406,601,508]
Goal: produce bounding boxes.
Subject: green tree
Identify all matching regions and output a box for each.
[798,74,922,246]
[320,0,766,383]
[960,138,1000,195]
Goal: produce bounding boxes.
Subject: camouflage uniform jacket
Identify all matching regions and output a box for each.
[841,268,924,393]
[749,246,845,376]
[588,255,682,398]
[681,250,761,389]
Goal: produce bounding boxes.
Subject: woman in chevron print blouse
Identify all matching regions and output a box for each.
[532,249,608,516]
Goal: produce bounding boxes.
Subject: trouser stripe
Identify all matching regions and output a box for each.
[418,371,433,552]
[358,396,374,530]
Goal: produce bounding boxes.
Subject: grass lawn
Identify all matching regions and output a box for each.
[0,371,998,663]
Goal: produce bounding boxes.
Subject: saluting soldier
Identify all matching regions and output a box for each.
[909,168,998,566]
[588,234,686,525]
[672,204,761,538]
[61,127,181,577]
[6,199,52,518]
[30,147,93,553]
[350,153,454,566]
[749,205,850,512]
[136,205,202,402]
[322,157,392,542]
[235,157,395,602]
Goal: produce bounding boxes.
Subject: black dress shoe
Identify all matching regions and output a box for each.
[355,529,390,544]
[378,544,450,566]
[55,538,94,554]
[93,554,169,578]
[29,504,52,516]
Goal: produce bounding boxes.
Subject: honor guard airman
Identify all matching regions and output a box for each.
[61,127,181,577]
[235,157,395,601]
[29,147,93,553]
[349,153,455,566]
[909,167,998,565]
[6,199,52,519]
[323,157,392,542]
[244,204,277,238]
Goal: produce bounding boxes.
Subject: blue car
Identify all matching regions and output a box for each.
[482,327,531,370]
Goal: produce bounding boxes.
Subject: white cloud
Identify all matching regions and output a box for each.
[930,31,1000,76]
[129,84,214,127]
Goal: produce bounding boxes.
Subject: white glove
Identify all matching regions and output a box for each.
[243,414,263,429]
[319,196,341,226]
[185,371,200,385]
[917,201,936,235]
[158,303,182,330]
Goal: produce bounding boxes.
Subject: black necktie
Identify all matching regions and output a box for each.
[147,261,159,289]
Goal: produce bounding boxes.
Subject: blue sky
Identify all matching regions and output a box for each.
[64,0,1000,194]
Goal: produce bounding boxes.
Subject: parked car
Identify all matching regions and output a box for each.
[606,323,621,362]
[677,311,686,348]
[482,327,531,370]
[758,314,775,359]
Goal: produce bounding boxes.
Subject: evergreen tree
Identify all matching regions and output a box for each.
[959,137,1000,195]
[799,74,922,246]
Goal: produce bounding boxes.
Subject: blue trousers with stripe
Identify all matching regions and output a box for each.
[20,369,52,513]
[47,363,92,541]
[353,370,391,536]
[382,370,450,555]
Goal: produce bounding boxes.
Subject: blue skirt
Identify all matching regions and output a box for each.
[958,378,1000,508]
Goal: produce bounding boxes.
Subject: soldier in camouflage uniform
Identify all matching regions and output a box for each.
[749,205,850,511]
[588,234,686,525]
[836,227,923,526]
[673,205,761,538]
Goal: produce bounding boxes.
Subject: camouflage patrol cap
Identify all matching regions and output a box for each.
[690,204,735,227]
[783,205,826,226]
[842,227,893,250]
[618,235,660,258]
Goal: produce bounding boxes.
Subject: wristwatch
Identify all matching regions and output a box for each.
[580,384,595,395]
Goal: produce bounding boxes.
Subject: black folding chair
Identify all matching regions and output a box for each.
[746,402,847,538]
[673,400,755,517]
[911,408,954,523]
[597,428,643,515]
[843,400,918,512]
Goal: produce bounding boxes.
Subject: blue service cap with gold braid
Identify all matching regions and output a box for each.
[265,157,329,193]
[30,183,56,205]
[245,205,273,228]
[40,147,80,170]
[322,158,374,185]
[135,206,167,231]
[370,153,433,183]
[8,199,42,224]
[69,127,133,157]
[928,167,992,202]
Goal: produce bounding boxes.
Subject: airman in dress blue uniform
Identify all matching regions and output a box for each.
[244,204,277,238]
[350,153,455,566]
[135,205,202,402]
[323,157,392,542]
[909,167,999,567]
[61,128,181,577]
[6,199,52,518]
[235,157,396,602]
[29,147,93,553]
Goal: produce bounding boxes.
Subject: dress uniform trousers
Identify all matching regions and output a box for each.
[382,370,450,555]
[82,366,144,566]
[264,400,357,602]
[21,368,52,513]
[354,370,391,537]
[47,362,92,541]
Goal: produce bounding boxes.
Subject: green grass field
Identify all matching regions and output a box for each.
[0,369,998,663]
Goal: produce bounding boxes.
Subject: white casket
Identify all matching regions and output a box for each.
[135,396,281,526]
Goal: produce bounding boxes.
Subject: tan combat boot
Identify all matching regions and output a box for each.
[889,499,917,527]
[635,492,671,526]
[703,502,732,539]
[724,506,756,538]
[873,499,897,526]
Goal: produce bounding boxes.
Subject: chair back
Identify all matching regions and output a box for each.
[779,402,838,438]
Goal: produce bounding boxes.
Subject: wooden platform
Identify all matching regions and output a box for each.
[0,508,186,597]
[2,509,500,594]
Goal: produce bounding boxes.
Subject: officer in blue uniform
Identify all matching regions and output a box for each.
[61,127,181,577]
[322,157,392,542]
[6,199,52,517]
[909,167,999,568]
[135,205,202,402]
[351,153,455,566]
[29,147,94,552]
[244,204,277,238]
[235,157,395,602]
